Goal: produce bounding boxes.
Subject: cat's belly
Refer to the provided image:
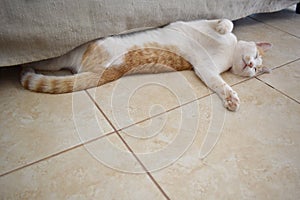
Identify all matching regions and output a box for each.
[96,43,193,85]
[114,42,193,73]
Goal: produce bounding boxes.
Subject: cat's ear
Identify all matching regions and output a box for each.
[256,42,272,52]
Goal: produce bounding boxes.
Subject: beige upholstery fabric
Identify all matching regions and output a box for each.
[0,0,298,67]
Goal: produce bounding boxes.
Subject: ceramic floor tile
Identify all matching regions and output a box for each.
[0,134,166,200]
[0,67,113,176]
[82,131,145,173]
[87,71,210,130]
[122,79,300,199]
[117,89,230,173]
[87,69,250,131]
[88,71,246,172]
[258,59,300,102]
[251,7,300,38]
[233,17,300,69]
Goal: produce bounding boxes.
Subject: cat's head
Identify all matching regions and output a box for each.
[231,41,272,77]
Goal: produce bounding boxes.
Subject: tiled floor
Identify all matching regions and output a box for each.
[1,7,300,200]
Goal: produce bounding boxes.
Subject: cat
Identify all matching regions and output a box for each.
[20,19,272,111]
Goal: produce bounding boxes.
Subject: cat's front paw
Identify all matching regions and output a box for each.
[224,90,240,111]
[216,19,233,35]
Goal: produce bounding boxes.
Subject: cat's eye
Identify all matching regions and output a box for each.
[255,52,259,59]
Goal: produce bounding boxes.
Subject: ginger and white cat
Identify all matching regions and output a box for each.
[21,19,272,111]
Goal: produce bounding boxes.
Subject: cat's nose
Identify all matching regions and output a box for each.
[248,62,253,68]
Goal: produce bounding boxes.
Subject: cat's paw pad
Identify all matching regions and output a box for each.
[216,19,233,35]
[224,90,240,111]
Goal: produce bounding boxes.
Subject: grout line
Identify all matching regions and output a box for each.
[83,57,300,133]
[117,93,211,132]
[255,57,300,104]
[2,65,296,195]
[105,73,272,133]
[84,90,171,200]
[4,56,296,176]
[249,16,300,39]
[114,131,171,200]
[86,44,300,132]
[0,144,83,177]
[81,131,116,146]
[81,75,264,199]
[84,90,120,133]
[9,54,293,192]
[256,77,300,104]
[0,131,116,178]
[269,58,300,71]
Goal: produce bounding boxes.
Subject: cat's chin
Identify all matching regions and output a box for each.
[247,71,256,77]
[231,66,256,77]
[243,68,256,77]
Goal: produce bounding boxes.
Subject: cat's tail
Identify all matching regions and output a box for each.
[20,68,100,94]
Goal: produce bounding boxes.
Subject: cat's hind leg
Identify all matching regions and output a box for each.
[22,56,69,72]
[21,43,87,73]
[215,19,233,35]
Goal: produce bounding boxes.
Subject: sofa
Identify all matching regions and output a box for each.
[0,0,298,67]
